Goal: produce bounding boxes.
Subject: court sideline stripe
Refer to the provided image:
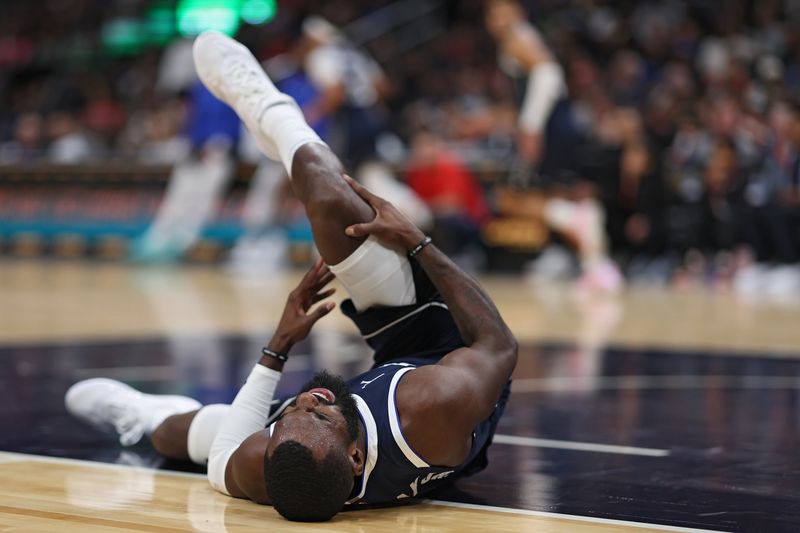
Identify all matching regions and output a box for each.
[0,451,718,532]
[512,374,800,392]
[492,434,670,456]
[424,500,725,533]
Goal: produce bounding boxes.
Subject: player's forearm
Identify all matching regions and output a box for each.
[414,243,515,352]
[207,364,281,494]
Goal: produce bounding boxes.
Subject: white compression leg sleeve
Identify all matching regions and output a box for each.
[328,236,417,312]
[186,404,230,464]
[207,365,281,495]
[519,62,566,134]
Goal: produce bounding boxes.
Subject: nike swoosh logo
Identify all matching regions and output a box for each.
[360,373,386,389]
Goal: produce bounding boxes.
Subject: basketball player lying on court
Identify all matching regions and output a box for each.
[65,31,517,522]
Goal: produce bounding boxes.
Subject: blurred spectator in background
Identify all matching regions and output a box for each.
[736,102,800,294]
[743,102,800,264]
[47,110,95,163]
[701,138,744,255]
[613,135,670,282]
[406,128,489,265]
[134,97,191,164]
[1,0,800,288]
[0,112,43,163]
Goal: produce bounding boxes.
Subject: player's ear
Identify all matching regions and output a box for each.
[347,441,365,476]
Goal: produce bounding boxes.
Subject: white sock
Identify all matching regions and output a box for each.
[139,395,203,435]
[186,404,231,464]
[258,100,325,178]
[146,410,176,436]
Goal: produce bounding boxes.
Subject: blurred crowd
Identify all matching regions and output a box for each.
[2,0,800,289]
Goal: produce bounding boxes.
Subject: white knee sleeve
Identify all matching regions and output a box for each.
[328,236,416,312]
[187,404,230,465]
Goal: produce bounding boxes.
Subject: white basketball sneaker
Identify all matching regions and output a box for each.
[192,30,291,160]
[65,378,201,446]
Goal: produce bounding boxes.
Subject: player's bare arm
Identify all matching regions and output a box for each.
[224,259,337,503]
[345,177,518,466]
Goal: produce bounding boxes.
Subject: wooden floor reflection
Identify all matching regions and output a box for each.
[2,260,799,354]
[0,454,700,533]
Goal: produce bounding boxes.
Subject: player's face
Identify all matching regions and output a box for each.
[486,2,520,38]
[269,371,360,461]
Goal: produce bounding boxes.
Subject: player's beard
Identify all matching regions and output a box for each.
[299,370,360,442]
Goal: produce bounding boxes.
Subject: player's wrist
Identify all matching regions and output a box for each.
[265,334,293,358]
[402,229,427,253]
[260,337,291,371]
[408,235,433,258]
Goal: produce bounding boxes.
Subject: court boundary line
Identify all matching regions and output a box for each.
[423,500,724,533]
[492,433,669,456]
[512,374,800,393]
[0,451,722,532]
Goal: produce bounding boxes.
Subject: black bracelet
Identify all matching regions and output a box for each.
[262,347,288,363]
[408,236,432,258]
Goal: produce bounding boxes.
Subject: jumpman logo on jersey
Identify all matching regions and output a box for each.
[396,470,455,499]
[360,373,386,389]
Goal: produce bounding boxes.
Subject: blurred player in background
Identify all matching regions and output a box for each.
[485,0,567,176]
[300,16,391,168]
[486,0,621,291]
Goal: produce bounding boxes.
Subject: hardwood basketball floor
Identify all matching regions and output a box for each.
[2,259,800,532]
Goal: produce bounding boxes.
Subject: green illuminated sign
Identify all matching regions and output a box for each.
[176,0,277,36]
[241,0,276,24]
[101,0,276,55]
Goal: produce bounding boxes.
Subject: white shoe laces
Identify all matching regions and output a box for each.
[224,60,270,121]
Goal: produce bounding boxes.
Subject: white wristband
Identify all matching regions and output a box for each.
[207,364,281,494]
[519,62,566,134]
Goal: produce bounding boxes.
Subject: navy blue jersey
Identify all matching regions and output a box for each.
[268,357,509,504]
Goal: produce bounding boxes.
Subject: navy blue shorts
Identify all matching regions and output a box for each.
[339,258,466,366]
